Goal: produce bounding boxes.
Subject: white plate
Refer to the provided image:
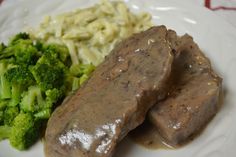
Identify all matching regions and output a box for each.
[1,0,236,157]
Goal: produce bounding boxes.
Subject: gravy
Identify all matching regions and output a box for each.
[129,120,172,149]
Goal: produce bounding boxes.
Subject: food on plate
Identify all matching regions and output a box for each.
[44,26,173,157]
[30,0,152,66]
[0,0,224,155]
[0,33,94,150]
[0,0,152,151]
[148,31,222,146]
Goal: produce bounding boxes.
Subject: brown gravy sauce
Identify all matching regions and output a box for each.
[129,78,225,150]
[129,95,224,150]
[128,120,173,150]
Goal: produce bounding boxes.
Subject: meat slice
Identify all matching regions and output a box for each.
[149,32,222,146]
[45,26,174,157]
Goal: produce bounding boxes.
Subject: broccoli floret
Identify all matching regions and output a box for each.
[0,33,80,150]
[0,125,11,140]
[20,86,44,112]
[36,51,66,69]
[30,51,66,91]
[9,113,39,150]
[3,107,19,126]
[45,88,63,107]
[14,39,39,65]
[4,66,34,85]
[0,46,15,60]
[42,44,70,64]
[0,113,41,150]
[0,32,97,150]
[9,32,30,45]
[4,66,35,106]
[21,87,63,119]
[0,100,8,110]
[31,63,64,91]
[0,33,39,64]
[0,41,38,64]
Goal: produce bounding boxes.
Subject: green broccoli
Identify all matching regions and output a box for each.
[0,112,40,150]
[3,107,19,126]
[45,88,63,108]
[42,44,70,64]
[20,86,62,117]
[80,74,89,85]
[38,88,64,120]
[0,32,95,150]
[34,109,51,120]
[0,34,40,65]
[31,63,65,91]
[0,100,8,125]
[4,66,35,106]
[0,111,4,125]
[13,39,40,65]
[0,100,8,110]
[20,86,44,112]
[0,77,11,100]
[36,51,66,69]
[0,43,6,52]
[0,46,15,60]
[0,61,13,100]
[9,113,39,150]
[29,47,67,92]
[67,64,94,91]
[0,125,11,140]
[69,63,95,77]
[71,77,80,91]
[9,32,30,45]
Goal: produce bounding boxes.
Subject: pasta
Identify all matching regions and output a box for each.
[30,0,153,66]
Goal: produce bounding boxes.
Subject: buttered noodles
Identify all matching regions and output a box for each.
[30,0,152,65]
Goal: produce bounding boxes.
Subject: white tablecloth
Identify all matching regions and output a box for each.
[1,0,236,27]
[192,0,236,27]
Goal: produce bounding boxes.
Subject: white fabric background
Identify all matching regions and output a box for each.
[192,0,236,27]
[1,0,236,27]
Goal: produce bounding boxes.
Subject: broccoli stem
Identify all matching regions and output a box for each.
[34,109,51,120]
[72,77,80,91]
[0,125,11,140]
[0,62,12,100]
[80,74,89,85]
[20,86,45,112]
[0,43,6,52]
[9,84,23,107]
[0,100,9,110]
[0,111,4,125]
[3,107,19,126]
[0,75,11,99]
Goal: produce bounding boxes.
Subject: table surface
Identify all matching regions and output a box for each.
[0,0,236,27]
[1,0,236,27]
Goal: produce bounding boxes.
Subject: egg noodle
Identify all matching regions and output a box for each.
[30,0,152,66]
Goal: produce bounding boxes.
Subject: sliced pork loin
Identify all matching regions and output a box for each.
[149,32,222,146]
[45,26,174,157]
